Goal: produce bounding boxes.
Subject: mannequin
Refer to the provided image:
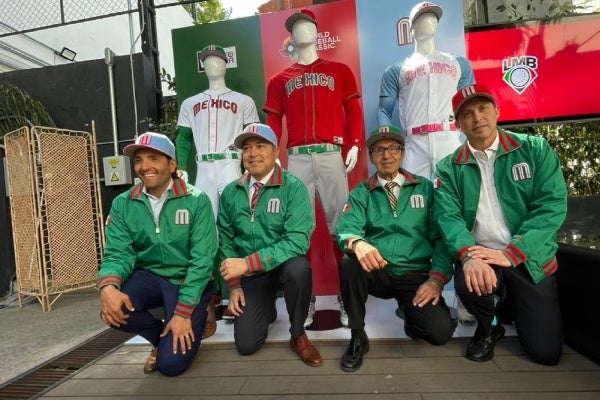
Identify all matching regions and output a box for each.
[176,44,260,219]
[176,44,260,336]
[377,1,474,181]
[263,9,364,328]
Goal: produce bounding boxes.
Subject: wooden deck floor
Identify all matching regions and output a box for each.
[41,337,600,399]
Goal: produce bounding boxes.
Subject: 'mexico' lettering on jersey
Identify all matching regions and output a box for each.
[404,62,458,85]
[285,73,335,96]
[192,99,238,116]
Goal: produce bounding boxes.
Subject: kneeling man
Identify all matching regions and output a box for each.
[218,123,322,367]
[337,126,456,372]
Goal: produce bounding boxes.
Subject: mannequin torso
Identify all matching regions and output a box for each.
[377,10,475,180]
[175,54,259,216]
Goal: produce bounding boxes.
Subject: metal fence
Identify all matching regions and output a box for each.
[0,0,198,38]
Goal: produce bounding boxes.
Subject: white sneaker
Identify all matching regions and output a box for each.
[303,295,316,328]
[455,292,476,323]
[338,295,349,327]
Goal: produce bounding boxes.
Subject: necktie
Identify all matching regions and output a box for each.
[385,181,397,212]
[250,182,263,211]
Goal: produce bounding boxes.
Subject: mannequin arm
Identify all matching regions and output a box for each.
[175,126,193,171]
[265,112,284,143]
[344,97,364,148]
[377,96,396,126]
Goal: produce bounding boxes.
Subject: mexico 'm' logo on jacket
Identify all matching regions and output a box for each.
[512,162,532,181]
[174,209,190,225]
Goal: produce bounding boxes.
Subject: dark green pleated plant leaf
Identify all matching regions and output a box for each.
[0,84,56,139]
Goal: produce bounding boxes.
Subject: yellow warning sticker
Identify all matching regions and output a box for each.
[111,173,119,182]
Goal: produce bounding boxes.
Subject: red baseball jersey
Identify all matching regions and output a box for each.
[263,58,363,148]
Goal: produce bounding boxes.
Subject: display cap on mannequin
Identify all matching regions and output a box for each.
[198,44,228,63]
[285,9,317,32]
[409,1,443,27]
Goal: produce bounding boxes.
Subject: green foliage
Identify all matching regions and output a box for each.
[181,0,231,24]
[147,69,178,140]
[520,122,600,197]
[496,0,600,21]
[0,84,56,139]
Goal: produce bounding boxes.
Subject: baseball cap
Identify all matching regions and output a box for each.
[452,84,497,117]
[123,132,176,159]
[366,125,405,150]
[285,9,317,33]
[409,2,443,27]
[198,44,227,63]
[234,123,278,149]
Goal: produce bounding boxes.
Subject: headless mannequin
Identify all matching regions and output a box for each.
[290,20,359,172]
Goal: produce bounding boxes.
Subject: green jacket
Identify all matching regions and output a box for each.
[97,178,217,318]
[434,129,567,284]
[336,169,454,287]
[217,165,312,291]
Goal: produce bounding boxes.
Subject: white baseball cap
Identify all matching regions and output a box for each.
[234,123,278,149]
[409,2,443,27]
[123,132,176,159]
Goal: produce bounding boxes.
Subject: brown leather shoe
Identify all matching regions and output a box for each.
[202,300,217,339]
[290,334,322,367]
[143,347,158,374]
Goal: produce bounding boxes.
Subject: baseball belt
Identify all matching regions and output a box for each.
[288,144,341,155]
[196,152,240,162]
[409,122,457,135]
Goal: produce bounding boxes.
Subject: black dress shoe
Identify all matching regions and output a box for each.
[466,324,505,362]
[341,335,369,372]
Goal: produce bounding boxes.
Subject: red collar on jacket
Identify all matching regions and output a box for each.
[453,128,521,164]
[129,178,188,199]
[237,164,284,187]
[365,168,418,191]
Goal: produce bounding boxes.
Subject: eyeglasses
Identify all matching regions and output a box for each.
[371,144,403,156]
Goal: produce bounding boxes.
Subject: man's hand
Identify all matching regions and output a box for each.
[228,288,246,317]
[463,258,497,296]
[412,280,442,307]
[353,240,387,271]
[99,285,134,327]
[467,245,512,267]
[160,314,194,355]
[220,258,249,280]
[345,145,359,173]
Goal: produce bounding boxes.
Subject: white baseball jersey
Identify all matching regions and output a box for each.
[378,50,474,180]
[176,88,259,218]
[177,88,259,154]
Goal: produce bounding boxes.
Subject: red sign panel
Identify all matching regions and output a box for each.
[465,14,600,124]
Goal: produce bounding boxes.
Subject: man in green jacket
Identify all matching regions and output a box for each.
[336,125,455,372]
[435,84,567,365]
[98,132,217,376]
[217,123,322,367]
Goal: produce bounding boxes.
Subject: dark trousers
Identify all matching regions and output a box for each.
[115,269,211,376]
[234,256,312,355]
[454,261,562,365]
[340,254,455,345]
